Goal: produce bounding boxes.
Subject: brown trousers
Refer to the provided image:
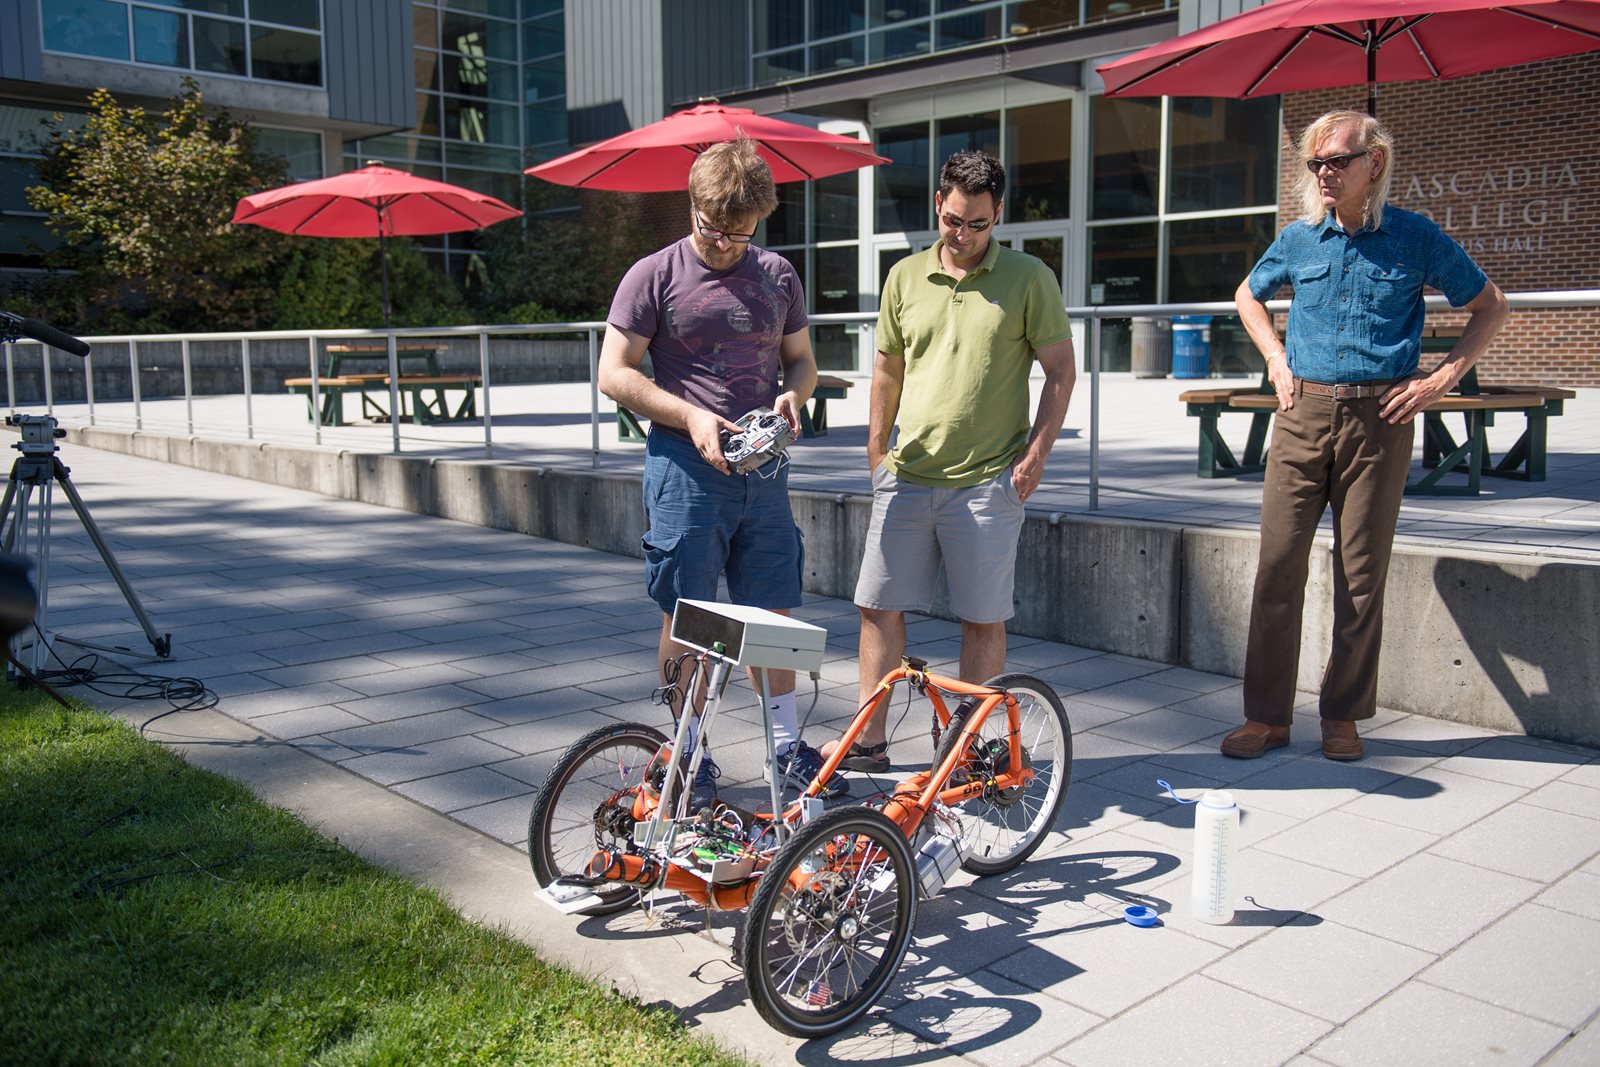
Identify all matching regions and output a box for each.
[1243,382,1415,724]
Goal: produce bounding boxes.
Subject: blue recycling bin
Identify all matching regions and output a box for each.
[1172,315,1213,379]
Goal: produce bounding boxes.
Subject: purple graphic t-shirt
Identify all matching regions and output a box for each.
[608,237,807,441]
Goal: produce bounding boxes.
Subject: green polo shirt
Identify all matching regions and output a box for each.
[878,239,1073,488]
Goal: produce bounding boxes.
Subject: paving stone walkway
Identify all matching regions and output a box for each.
[23,441,1600,1066]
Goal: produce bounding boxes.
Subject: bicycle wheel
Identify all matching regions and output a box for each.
[930,673,1072,876]
[740,806,918,1038]
[527,721,670,917]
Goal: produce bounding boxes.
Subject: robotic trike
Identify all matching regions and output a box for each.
[528,599,1072,1037]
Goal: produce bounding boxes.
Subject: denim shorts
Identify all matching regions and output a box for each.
[641,431,804,615]
[853,460,1025,623]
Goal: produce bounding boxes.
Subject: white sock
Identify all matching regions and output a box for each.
[767,692,799,753]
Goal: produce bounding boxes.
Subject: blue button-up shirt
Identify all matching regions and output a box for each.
[1247,205,1487,383]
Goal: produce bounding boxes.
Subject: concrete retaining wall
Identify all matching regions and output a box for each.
[62,426,1600,747]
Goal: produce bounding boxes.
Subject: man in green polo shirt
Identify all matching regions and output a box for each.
[823,150,1077,774]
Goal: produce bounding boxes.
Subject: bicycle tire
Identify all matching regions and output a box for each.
[527,721,670,917]
[928,672,1072,876]
[740,806,917,1037]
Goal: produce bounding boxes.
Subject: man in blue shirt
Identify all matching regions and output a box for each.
[1221,110,1508,762]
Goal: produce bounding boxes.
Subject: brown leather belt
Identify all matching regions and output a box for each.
[1296,378,1397,400]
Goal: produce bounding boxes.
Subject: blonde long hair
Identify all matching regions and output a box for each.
[1296,110,1394,230]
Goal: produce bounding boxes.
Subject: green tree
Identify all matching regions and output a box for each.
[26,79,292,332]
[480,182,665,324]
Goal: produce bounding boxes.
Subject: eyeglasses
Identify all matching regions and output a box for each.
[939,214,993,233]
[694,212,756,244]
[1306,151,1368,174]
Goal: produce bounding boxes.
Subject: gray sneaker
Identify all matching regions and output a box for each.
[765,740,850,798]
[687,751,721,812]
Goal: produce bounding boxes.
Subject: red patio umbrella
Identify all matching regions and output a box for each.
[525,103,890,192]
[231,163,522,327]
[1096,0,1600,116]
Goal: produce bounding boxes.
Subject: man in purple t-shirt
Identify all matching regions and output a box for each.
[598,136,838,811]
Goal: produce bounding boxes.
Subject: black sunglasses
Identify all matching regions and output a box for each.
[694,212,756,244]
[1306,151,1368,174]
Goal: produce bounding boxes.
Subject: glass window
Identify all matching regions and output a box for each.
[443,141,520,171]
[1166,214,1274,303]
[355,134,441,166]
[1089,223,1157,305]
[936,9,1000,49]
[1088,222,1158,371]
[41,0,130,60]
[871,0,930,22]
[1086,0,1166,24]
[879,246,911,290]
[415,51,440,92]
[416,94,442,137]
[146,0,240,18]
[875,122,929,232]
[936,112,999,168]
[1092,95,1160,219]
[815,246,859,312]
[524,101,566,145]
[444,54,518,99]
[756,0,804,49]
[1006,100,1070,221]
[251,25,320,84]
[1021,235,1063,287]
[815,170,858,242]
[870,25,931,61]
[523,18,562,57]
[193,16,246,74]
[133,7,188,67]
[255,126,323,180]
[521,0,562,17]
[1005,0,1078,35]
[767,181,807,247]
[445,99,519,145]
[442,0,518,19]
[813,0,867,38]
[812,37,864,70]
[523,56,564,103]
[1167,97,1279,213]
[755,50,806,83]
[442,13,517,61]
[250,0,316,29]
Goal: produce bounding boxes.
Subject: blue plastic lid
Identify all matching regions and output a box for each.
[1124,905,1160,927]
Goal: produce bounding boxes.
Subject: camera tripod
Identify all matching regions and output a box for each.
[0,414,170,675]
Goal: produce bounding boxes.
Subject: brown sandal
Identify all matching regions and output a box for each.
[839,741,891,773]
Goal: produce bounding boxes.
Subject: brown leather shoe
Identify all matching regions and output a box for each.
[1321,719,1364,761]
[1220,720,1290,758]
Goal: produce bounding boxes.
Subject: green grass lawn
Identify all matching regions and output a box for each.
[0,688,747,1066]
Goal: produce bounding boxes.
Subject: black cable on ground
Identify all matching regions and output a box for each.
[10,622,218,736]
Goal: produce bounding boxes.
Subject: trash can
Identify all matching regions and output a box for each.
[1130,317,1172,379]
[1172,315,1213,379]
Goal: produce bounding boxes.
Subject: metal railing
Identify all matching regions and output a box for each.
[4,289,1596,511]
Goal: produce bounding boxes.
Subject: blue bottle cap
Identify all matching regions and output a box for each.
[1124,905,1159,927]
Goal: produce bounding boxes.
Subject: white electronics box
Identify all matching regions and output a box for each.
[669,598,826,674]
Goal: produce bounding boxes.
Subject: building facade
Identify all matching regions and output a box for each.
[3,1,1596,383]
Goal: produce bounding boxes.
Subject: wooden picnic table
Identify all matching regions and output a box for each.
[323,343,443,378]
[1218,374,1575,496]
[284,371,481,426]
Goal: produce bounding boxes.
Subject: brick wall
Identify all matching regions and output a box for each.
[1278,52,1600,386]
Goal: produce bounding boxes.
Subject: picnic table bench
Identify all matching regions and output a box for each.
[1213,375,1575,496]
[284,372,482,426]
[284,343,480,426]
[617,373,854,443]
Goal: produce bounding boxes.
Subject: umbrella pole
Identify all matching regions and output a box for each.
[1366,30,1378,116]
[379,226,393,330]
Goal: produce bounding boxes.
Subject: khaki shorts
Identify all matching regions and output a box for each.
[853,461,1026,624]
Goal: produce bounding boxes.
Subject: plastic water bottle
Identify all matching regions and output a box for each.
[1190,790,1240,925]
